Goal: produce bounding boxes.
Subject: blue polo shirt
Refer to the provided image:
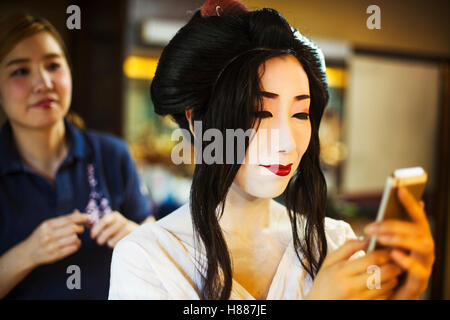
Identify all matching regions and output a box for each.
[0,119,152,299]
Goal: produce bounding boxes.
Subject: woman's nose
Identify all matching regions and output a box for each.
[33,68,53,92]
[272,117,296,154]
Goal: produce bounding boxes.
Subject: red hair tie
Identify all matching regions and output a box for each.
[200,0,249,17]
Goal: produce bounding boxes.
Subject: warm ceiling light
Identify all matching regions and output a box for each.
[326,67,346,88]
[123,56,159,80]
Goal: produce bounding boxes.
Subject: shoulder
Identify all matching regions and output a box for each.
[110,209,202,299]
[110,222,172,299]
[111,204,197,283]
[111,221,168,273]
[156,203,194,244]
[124,218,158,241]
[113,223,158,260]
[83,129,130,157]
[115,203,192,254]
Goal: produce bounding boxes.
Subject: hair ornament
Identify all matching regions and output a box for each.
[200,0,249,17]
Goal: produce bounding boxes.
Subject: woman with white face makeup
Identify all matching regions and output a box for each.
[0,14,154,299]
[109,0,435,300]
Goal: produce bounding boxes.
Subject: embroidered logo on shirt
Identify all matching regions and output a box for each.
[85,163,111,225]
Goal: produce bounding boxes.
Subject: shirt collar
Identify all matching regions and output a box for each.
[0,118,92,176]
[64,118,92,162]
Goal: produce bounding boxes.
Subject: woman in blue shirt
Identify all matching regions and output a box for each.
[0,14,153,299]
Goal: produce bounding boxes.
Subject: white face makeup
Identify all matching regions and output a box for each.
[233,54,312,199]
[0,32,72,130]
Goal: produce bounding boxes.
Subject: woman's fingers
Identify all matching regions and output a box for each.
[40,234,82,264]
[377,263,404,283]
[339,250,391,276]
[90,211,138,247]
[376,233,434,256]
[38,218,85,246]
[397,187,428,225]
[96,220,123,245]
[347,263,402,300]
[47,210,91,229]
[343,270,399,300]
[364,220,420,237]
[388,249,432,299]
[390,249,430,276]
[351,261,403,289]
[54,233,81,249]
[362,276,399,300]
[337,258,402,299]
[50,223,85,240]
[322,238,369,269]
[90,212,115,239]
[362,193,434,300]
[68,210,92,224]
[29,210,90,265]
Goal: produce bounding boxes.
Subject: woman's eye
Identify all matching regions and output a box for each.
[11,68,29,77]
[254,111,273,119]
[47,63,60,71]
[293,112,310,120]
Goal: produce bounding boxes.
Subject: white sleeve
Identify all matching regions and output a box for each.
[108,238,170,300]
[324,217,366,260]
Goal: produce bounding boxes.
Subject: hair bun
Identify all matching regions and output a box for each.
[200,0,249,17]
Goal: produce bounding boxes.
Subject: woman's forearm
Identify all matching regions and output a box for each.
[0,239,36,299]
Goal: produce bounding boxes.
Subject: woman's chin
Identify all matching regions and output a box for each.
[242,182,288,199]
[22,110,65,129]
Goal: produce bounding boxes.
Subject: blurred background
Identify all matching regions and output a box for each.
[0,0,448,299]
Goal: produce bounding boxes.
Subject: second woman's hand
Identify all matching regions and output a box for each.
[90,211,139,248]
[23,210,90,267]
[305,238,403,300]
[364,187,435,299]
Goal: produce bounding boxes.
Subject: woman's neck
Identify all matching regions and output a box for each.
[11,120,68,182]
[219,183,273,238]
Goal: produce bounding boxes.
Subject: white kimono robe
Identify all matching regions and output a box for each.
[109,203,364,300]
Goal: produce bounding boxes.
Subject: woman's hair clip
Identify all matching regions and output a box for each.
[200,0,249,17]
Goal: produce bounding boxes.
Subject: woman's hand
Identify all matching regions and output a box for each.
[90,211,139,248]
[364,187,435,299]
[24,210,90,267]
[305,239,403,300]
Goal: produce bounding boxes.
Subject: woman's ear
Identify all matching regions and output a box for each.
[185,109,195,138]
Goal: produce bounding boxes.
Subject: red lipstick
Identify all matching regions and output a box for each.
[261,163,293,176]
[33,98,55,109]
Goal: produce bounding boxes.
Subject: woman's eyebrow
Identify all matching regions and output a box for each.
[42,53,63,60]
[5,53,62,67]
[5,58,29,67]
[261,91,310,101]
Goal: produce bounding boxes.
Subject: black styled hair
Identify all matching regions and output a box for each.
[150,8,329,300]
